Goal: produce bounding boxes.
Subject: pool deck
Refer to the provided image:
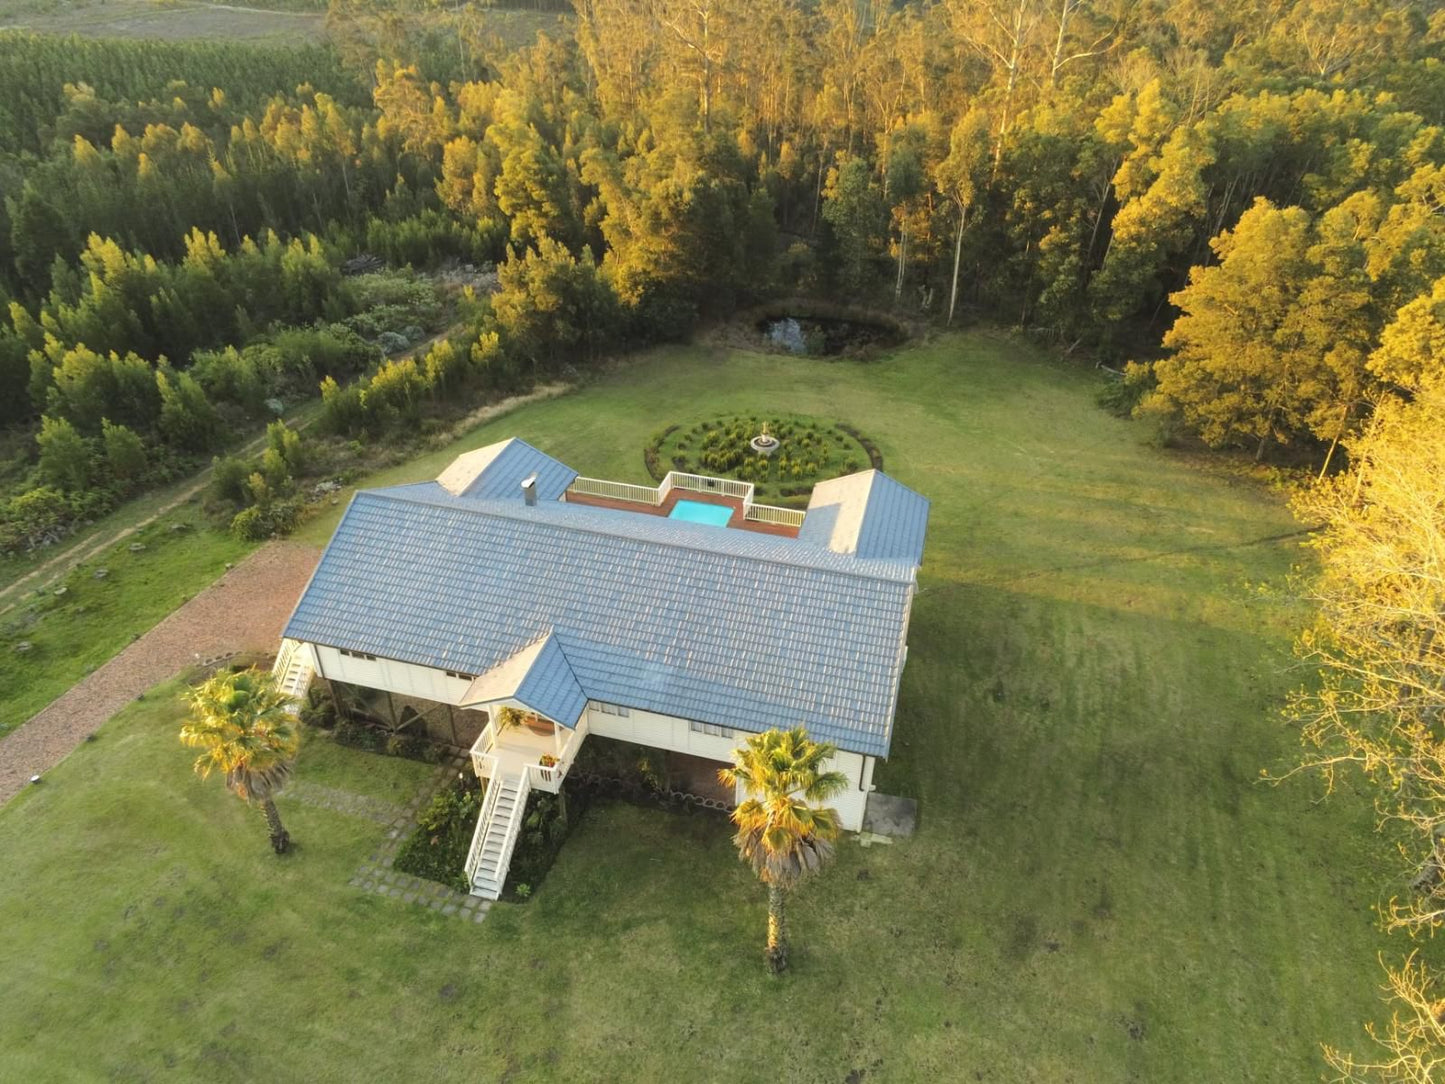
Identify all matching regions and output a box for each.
[564,489,800,538]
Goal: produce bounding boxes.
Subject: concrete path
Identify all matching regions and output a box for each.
[0,541,321,805]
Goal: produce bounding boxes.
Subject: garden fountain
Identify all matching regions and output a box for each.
[749,422,780,457]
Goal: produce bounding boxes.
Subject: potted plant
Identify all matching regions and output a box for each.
[539,754,559,768]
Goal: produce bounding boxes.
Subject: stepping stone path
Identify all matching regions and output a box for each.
[332,753,493,925]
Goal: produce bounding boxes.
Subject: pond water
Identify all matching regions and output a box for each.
[758,314,902,356]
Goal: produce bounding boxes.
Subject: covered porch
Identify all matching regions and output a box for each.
[468,708,590,794]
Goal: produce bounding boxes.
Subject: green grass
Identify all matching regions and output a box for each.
[0,503,250,733]
[295,733,437,803]
[0,0,562,47]
[0,330,1394,1080]
[0,0,326,43]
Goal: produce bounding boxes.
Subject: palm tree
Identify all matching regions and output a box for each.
[180,668,301,854]
[718,726,847,975]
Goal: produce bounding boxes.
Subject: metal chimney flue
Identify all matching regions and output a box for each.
[521,473,538,506]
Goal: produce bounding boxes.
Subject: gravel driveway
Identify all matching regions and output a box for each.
[0,541,321,805]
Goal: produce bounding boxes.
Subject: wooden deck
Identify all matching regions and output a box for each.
[565,489,800,538]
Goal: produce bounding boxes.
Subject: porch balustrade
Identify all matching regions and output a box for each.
[469,715,590,794]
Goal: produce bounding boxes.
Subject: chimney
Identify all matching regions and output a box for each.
[521,473,538,506]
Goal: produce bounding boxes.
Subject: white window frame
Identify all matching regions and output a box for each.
[689,721,733,739]
[590,701,631,717]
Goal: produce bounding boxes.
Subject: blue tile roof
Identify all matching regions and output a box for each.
[446,438,576,501]
[285,481,920,757]
[461,632,588,726]
[855,472,930,564]
[798,470,930,566]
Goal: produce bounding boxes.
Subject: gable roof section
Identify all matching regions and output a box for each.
[285,486,916,757]
[459,632,587,727]
[436,438,576,502]
[798,470,929,566]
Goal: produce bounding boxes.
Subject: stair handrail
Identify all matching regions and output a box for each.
[489,773,531,891]
[464,771,506,882]
[271,638,299,681]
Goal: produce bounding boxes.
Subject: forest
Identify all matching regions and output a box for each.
[3,1,1445,552]
[1,1,1445,1078]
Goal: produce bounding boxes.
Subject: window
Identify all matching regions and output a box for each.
[590,701,630,717]
[339,648,377,661]
[690,721,733,739]
[445,670,474,680]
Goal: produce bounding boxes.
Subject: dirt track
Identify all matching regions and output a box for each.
[0,541,320,805]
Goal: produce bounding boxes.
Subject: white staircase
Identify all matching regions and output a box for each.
[272,638,315,712]
[465,768,530,900]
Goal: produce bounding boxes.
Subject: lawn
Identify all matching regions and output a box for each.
[0,0,563,48]
[0,330,1392,1080]
[0,503,251,733]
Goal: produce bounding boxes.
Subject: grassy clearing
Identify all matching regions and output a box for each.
[0,0,563,47]
[0,503,250,733]
[0,330,1392,1079]
[0,0,326,42]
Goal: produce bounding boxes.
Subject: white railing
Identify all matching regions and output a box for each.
[472,720,498,757]
[568,476,663,505]
[568,471,805,532]
[490,774,531,890]
[527,762,562,789]
[663,471,753,500]
[745,503,807,527]
[271,638,300,680]
[525,717,589,792]
[464,770,505,882]
[471,749,498,782]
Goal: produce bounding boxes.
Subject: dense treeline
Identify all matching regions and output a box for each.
[4,2,1445,558]
[0,34,367,156]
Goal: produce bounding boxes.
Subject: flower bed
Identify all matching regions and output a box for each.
[653,415,874,502]
[393,774,482,892]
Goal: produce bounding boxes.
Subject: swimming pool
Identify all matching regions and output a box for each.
[669,500,733,527]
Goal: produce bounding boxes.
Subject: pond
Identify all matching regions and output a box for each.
[758,314,903,356]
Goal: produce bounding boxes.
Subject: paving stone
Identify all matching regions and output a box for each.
[402,892,418,904]
[442,904,458,916]
[471,910,488,923]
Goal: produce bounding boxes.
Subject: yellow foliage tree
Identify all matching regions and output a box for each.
[1281,375,1445,1079]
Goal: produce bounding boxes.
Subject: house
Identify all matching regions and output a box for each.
[273,438,928,899]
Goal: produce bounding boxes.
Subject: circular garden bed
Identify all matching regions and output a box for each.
[650,415,882,505]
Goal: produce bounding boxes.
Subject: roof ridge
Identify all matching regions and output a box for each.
[357,487,916,584]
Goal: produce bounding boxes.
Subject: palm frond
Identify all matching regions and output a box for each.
[723,725,844,887]
[179,668,299,804]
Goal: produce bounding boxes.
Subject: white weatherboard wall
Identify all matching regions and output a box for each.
[307,648,878,830]
[313,646,474,705]
[584,703,874,831]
